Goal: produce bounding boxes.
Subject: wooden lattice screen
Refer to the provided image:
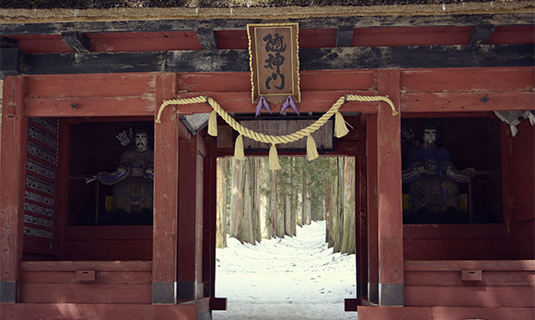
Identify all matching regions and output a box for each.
[23,117,59,257]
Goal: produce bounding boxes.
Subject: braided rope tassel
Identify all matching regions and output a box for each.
[234,134,245,161]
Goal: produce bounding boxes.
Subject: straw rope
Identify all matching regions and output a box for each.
[156,94,397,169]
[155,94,398,143]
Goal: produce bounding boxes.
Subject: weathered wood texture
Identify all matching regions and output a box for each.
[5,44,531,75]
[24,74,156,117]
[152,73,178,287]
[405,260,535,271]
[0,76,27,286]
[403,224,508,260]
[2,14,534,36]
[22,116,59,259]
[336,25,354,48]
[376,70,403,305]
[176,72,379,115]
[509,122,535,259]
[177,134,206,300]
[366,113,379,302]
[6,25,533,55]
[356,142,368,298]
[404,260,535,308]
[61,32,91,53]
[469,24,495,45]
[197,27,218,50]
[358,306,534,320]
[1,300,209,320]
[62,226,153,261]
[400,67,535,113]
[19,261,152,304]
[203,136,218,298]
[0,47,22,76]
[405,275,535,308]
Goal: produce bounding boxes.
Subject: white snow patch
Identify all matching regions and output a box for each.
[213,220,358,320]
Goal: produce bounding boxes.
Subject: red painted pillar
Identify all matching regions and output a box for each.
[376,70,404,306]
[357,136,369,299]
[177,133,205,301]
[0,76,27,303]
[203,137,217,298]
[366,113,379,303]
[152,73,179,304]
[501,123,515,259]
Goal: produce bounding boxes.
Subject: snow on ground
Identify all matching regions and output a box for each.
[213,220,358,320]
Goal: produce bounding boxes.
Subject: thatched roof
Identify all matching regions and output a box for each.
[0,0,531,9]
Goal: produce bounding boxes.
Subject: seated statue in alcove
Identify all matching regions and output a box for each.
[402,125,474,213]
[98,129,154,224]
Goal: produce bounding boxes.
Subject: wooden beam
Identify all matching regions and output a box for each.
[0,76,27,302]
[1,13,533,36]
[20,260,152,272]
[16,44,534,75]
[469,24,495,45]
[358,306,535,320]
[152,73,179,305]
[24,51,168,74]
[400,67,534,93]
[197,27,218,50]
[1,37,19,48]
[61,32,91,53]
[300,44,534,71]
[0,48,22,76]
[336,25,353,47]
[405,286,535,308]
[405,270,535,287]
[405,260,535,271]
[174,91,378,115]
[1,302,201,320]
[401,91,535,113]
[25,96,156,117]
[376,70,404,306]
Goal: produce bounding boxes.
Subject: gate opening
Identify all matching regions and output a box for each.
[213,156,357,320]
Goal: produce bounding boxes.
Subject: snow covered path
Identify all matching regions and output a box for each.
[213,221,358,320]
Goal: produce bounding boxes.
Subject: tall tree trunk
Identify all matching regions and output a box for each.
[283,161,293,237]
[216,157,229,248]
[325,183,333,248]
[276,172,286,238]
[303,171,312,225]
[326,157,341,251]
[271,169,278,238]
[253,158,262,243]
[258,157,271,239]
[296,159,304,228]
[229,158,245,242]
[335,157,345,253]
[242,158,256,244]
[290,158,297,236]
[341,157,356,254]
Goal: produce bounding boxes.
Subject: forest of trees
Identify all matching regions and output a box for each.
[216,156,356,254]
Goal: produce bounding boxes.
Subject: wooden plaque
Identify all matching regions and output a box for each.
[247,23,300,103]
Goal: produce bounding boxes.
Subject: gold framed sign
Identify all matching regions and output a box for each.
[247,23,300,104]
